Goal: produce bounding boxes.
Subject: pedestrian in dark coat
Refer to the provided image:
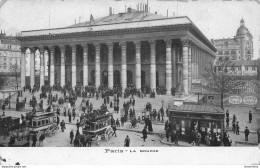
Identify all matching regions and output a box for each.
[68,109,72,122]
[60,120,66,132]
[249,111,252,123]
[70,130,74,144]
[226,116,229,127]
[232,120,236,133]
[124,135,130,147]
[142,127,148,142]
[72,108,76,120]
[112,125,117,137]
[121,116,124,127]
[76,119,80,130]
[244,127,250,141]
[226,110,229,119]
[166,127,170,141]
[57,116,60,127]
[32,133,37,147]
[235,121,240,135]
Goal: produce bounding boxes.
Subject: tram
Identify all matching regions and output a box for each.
[80,112,113,138]
[25,109,57,133]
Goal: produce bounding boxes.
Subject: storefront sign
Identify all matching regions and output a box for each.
[229,96,242,104]
[243,96,257,105]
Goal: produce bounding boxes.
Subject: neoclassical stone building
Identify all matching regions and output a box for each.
[18,8,216,95]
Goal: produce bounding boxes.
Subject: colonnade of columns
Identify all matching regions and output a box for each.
[20,38,214,95]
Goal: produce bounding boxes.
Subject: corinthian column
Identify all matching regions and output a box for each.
[20,47,26,88]
[82,44,89,87]
[60,45,65,87]
[165,39,172,95]
[150,40,156,91]
[107,42,114,89]
[30,47,35,87]
[49,46,55,86]
[120,41,127,93]
[39,47,45,87]
[134,41,141,90]
[94,43,101,88]
[71,45,77,88]
[181,37,189,95]
[188,43,192,93]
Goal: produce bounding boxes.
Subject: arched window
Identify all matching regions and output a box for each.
[247,50,251,54]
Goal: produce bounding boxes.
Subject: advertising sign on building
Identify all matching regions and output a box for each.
[229,96,243,104]
[191,79,202,92]
[243,96,257,105]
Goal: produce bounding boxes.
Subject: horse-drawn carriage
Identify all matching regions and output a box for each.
[80,112,113,142]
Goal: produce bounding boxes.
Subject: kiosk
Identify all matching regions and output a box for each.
[169,102,225,144]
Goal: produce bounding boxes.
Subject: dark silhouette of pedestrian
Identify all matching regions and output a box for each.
[249,111,252,123]
[142,127,147,142]
[124,135,130,147]
[235,121,240,135]
[70,130,74,144]
[244,127,250,141]
[112,125,117,137]
[32,133,37,147]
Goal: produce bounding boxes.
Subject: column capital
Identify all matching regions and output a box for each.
[29,47,36,53]
[180,37,191,47]
[71,45,77,52]
[134,41,141,48]
[149,40,156,46]
[48,46,55,52]
[164,39,172,46]
[81,44,89,50]
[38,46,45,53]
[107,42,114,48]
[93,43,100,50]
[119,41,127,48]
[59,45,66,51]
[21,47,27,54]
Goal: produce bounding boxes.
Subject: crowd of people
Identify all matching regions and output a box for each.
[1,80,257,147]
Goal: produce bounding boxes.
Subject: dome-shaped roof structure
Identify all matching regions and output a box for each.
[236,18,251,36]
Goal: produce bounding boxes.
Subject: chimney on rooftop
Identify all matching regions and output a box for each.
[127,7,133,13]
[109,7,112,16]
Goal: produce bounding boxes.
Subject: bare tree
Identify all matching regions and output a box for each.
[8,62,21,90]
[0,74,7,90]
[202,60,247,110]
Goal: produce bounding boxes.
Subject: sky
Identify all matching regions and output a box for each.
[0,0,260,59]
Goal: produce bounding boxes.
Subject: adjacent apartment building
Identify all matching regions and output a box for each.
[213,18,257,76]
[0,31,21,76]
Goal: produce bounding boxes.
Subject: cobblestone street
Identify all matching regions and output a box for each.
[1,90,259,147]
